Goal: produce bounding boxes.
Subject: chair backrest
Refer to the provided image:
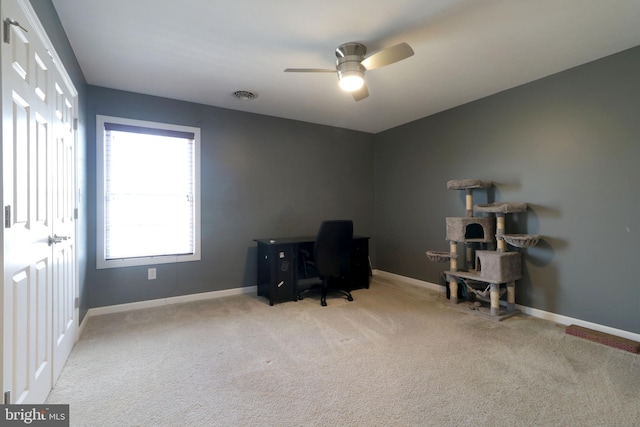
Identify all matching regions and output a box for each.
[314,220,354,278]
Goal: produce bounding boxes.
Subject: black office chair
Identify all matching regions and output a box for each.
[299,220,354,306]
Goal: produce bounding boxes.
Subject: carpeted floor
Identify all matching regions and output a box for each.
[46,276,640,426]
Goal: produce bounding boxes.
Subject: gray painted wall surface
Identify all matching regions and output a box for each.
[30,0,89,321]
[86,86,374,308]
[27,1,640,334]
[374,46,640,334]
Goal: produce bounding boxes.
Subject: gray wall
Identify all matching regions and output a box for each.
[374,46,640,334]
[86,86,374,307]
[30,0,89,320]
[29,0,640,334]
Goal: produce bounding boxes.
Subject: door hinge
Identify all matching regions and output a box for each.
[3,390,10,404]
[74,207,79,219]
[73,118,78,131]
[3,18,28,44]
[4,206,11,228]
[3,19,11,44]
[74,297,79,310]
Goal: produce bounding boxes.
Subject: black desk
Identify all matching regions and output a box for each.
[254,236,370,306]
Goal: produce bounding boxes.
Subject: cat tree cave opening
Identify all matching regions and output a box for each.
[465,223,485,240]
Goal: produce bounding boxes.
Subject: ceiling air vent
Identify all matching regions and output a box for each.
[232,90,258,100]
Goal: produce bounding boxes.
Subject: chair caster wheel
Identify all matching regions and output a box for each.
[321,300,327,307]
[348,296,353,301]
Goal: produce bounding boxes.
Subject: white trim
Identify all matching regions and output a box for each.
[78,310,90,338]
[373,269,443,293]
[373,270,640,343]
[87,286,257,317]
[515,305,640,342]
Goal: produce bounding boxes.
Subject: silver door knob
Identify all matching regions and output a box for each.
[48,234,70,246]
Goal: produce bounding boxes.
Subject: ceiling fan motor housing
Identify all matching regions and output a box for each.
[335,42,367,59]
[336,56,365,76]
[335,42,366,75]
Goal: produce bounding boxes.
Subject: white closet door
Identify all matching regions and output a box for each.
[2,0,78,404]
[51,73,77,384]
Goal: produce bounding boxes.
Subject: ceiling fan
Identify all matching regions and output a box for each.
[284,42,414,101]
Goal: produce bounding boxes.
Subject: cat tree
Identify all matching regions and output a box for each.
[426,179,540,320]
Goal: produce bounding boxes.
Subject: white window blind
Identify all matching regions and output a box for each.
[97,116,201,268]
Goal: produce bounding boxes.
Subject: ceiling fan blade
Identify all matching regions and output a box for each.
[360,42,414,71]
[352,84,369,101]
[284,68,335,73]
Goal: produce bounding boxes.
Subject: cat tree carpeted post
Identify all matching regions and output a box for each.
[465,188,473,217]
[506,281,516,311]
[449,241,458,303]
[496,213,506,252]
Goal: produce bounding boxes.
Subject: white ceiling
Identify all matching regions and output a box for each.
[51,0,640,134]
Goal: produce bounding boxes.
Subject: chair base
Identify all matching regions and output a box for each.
[298,280,353,306]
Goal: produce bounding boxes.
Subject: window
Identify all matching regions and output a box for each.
[96,115,201,269]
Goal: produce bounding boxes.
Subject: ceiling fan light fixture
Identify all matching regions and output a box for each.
[337,58,365,92]
[338,71,364,92]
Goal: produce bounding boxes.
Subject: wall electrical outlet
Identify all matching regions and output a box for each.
[148,268,156,280]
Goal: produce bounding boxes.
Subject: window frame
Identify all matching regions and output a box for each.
[96,115,201,269]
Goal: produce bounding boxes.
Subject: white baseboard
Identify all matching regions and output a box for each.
[78,311,89,338]
[374,269,444,293]
[83,272,639,344]
[87,286,258,317]
[373,270,640,343]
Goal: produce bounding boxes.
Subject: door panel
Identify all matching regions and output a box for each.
[11,269,30,403]
[11,94,30,224]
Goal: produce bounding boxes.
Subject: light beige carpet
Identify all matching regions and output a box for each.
[46,276,640,426]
